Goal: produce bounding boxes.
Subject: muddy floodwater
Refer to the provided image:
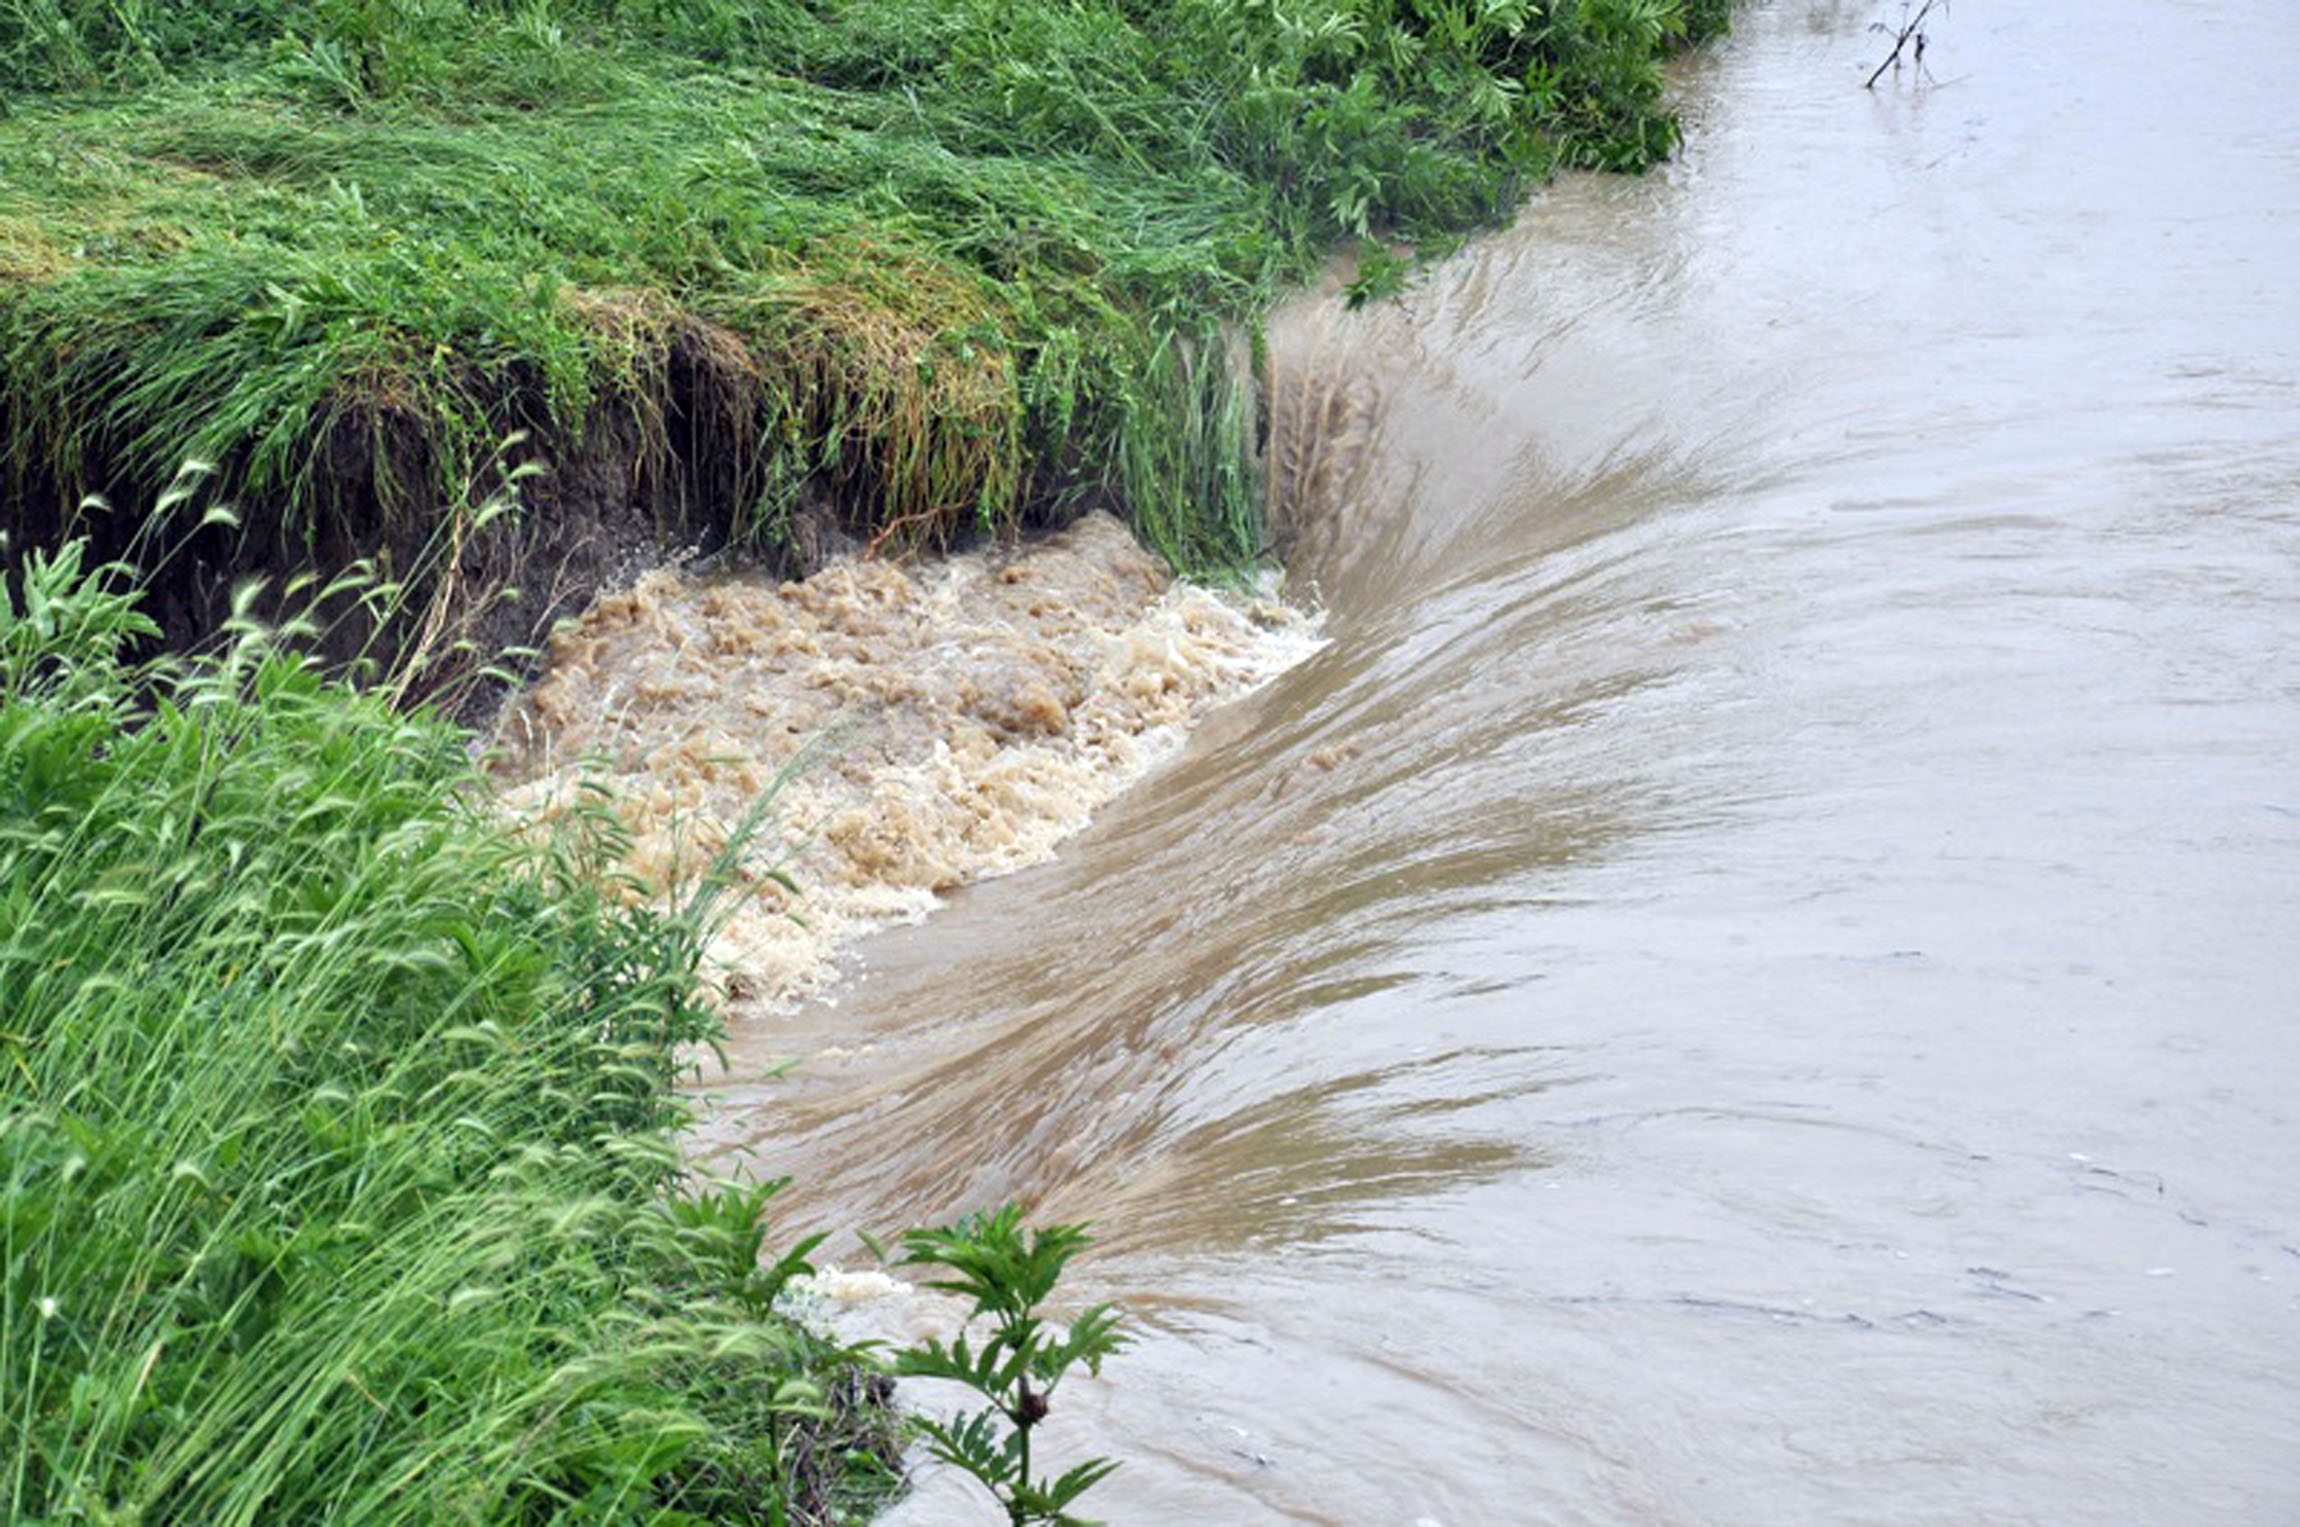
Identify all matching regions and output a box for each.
[509,0,2300,1519]
[493,513,1317,1008]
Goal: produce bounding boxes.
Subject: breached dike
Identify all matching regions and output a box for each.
[490,512,1321,1013]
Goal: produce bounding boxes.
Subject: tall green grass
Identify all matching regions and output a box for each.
[0,0,1727,580]
[0,541,896,1521]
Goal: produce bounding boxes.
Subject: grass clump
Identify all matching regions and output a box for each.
[1,0,1728,611]
[0,539,899,1522]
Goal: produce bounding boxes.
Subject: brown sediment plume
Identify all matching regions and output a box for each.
[491,512,1319,1012]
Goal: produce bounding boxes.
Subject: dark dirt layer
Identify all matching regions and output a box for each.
[7,334,1027,726]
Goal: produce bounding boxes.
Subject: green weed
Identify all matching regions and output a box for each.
[894,1207,1127,1526]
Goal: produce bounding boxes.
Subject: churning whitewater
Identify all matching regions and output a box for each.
[490,512,1319,1010]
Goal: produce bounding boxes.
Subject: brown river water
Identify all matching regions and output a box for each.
[500,1,2300,1519]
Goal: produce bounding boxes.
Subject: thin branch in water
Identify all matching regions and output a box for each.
[1866,0,1944,90]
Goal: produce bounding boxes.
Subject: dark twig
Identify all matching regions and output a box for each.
[1865,0,1942,90]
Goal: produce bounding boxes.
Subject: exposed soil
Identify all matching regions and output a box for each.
[5,329,989,723]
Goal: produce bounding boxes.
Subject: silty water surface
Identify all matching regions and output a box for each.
[678,2,2300,1518]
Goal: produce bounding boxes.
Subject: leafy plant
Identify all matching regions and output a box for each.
[894,1206,1128,1525]
[662,1174,829,1322]
[1343,239,1415,310]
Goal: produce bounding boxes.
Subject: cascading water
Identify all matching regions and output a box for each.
[503,2,2300,1518]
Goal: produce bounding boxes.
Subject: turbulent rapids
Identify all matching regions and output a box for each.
[489,512,1320,1012]
[473,5,2300,1518]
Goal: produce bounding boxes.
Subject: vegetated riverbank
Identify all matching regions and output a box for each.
[1,0,1723,704]
[0,547,902,1521]
[1,1,1729,1519]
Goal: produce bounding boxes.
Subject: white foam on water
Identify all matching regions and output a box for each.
[490,512,1321,1014]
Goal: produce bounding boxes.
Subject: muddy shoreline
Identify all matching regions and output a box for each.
[29,385,1101,726]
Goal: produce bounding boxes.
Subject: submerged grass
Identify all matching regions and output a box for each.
[0,541,900,1521]
[1,0,1727,588]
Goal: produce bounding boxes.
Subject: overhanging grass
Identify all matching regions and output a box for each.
[0,542,897,1522]
[1,0,1728,587]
